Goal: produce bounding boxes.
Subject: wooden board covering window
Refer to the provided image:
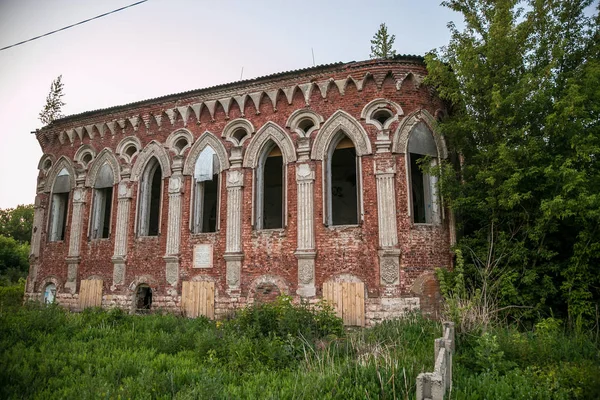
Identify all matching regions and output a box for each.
[323,281,365,326]
[79,279,103,309]
[181,281,215,319]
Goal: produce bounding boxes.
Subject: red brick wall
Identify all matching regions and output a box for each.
[30,59,451,317]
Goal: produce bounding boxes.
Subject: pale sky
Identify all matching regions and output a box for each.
[0,0,462,209]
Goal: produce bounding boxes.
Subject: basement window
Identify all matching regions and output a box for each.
[135,285,152,312]
[44,283,56,304]
[91,163,114,239]
[408,122,440,224]
[193,147,219,233]
[138,157,162,236]
[326,133,359,226]
[255,141,284,229]
[48,168,70,241]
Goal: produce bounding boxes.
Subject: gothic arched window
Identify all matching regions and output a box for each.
[90,163,114,239]
[408,122,439,224]
[138,157,163,236]
[255,140,284,229]
[48,168,70,241]
[325,132,359,226]
[193,147,220,233]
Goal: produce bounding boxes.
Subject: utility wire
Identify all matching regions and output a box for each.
[0,0,148,52]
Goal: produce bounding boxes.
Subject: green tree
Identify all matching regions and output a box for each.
[0,205,34,244]
[370,23,397,59]
[0,235,29,285]
[426,0,599,325]
[39,75,65,126]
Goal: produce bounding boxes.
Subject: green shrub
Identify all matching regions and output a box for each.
[0,279,24,311]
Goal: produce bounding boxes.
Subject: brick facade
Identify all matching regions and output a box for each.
[27,57,453,325]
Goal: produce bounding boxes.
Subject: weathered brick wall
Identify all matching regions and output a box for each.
[28,58,452,324]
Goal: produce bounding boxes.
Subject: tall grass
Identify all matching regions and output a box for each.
[0,296,439,399]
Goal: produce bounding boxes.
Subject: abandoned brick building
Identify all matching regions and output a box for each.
[26,56,454,325]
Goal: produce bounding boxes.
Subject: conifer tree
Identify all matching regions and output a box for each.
[370,23,397,59]
[39,75,65,126]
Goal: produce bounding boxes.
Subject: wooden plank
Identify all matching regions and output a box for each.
[94,280,103,307]
[200,281,206,318]
[342,282,349,325]
[192,281,199,318]
[207,282,215,319]
[357,282,365,327]
[334,283,342,319]
[348,283,357,325]
[182,281,190,317]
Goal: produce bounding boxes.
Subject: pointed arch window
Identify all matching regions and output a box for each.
[408,122,440,224]
[91,164,114,239]
[138,158,163,236]
[193,147,220,233]
[325,133,359,226]
[48,168,70,241]
[255,141,284,229]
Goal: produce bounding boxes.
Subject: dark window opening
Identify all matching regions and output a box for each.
[262,152,283,229]
[148,166,162,236]
[125,145,136,158]
[232,128,247,143]
[196,175,218,232]
[92,187,113,239]
[194,148,220,233]
[298,118,315,133]
[174,137,188,152]
[82,153,93,166]
[373,109,392,125]
[330,144,358,226]
[410,153,427,223]
[136,285,152,312]
[50,192,69,241]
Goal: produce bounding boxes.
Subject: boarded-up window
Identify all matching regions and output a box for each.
[79,279,103,309]
[181,281,215,319]
[323,281,365,326]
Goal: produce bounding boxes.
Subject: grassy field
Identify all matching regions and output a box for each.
[1,284,599,399]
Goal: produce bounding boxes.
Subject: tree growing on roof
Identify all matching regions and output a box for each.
[370,23,397,59]
[39,75,65,126]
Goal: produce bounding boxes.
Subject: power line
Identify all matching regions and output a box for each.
[0,0,148,52]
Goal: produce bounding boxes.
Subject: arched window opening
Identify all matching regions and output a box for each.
[135,284,152,312]
[232,128,248,144]
[81,153,93,167]
[373,109,393,126]
[44,283,56,304]
[298,118,315,135]
[43,159,52,172]
[124,145,136,158]
[91,163,114,239]
[138,158,162,236]
[193,147,220,233]
[326,134,358,226]
[174,137,188,153]
[49,168,70,241]
[256,141,284,229]
[408,122,439,224]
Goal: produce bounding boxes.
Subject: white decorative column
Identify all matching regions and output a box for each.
[27,193,45,292]
[65,184,86,294]
[224,165,244,293]
[111,178,132,288]
[375,160,401,286]
[295,163,316,297]
[164,156,184,287]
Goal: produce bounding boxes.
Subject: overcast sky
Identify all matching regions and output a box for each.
[0,0,462,208]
